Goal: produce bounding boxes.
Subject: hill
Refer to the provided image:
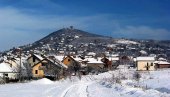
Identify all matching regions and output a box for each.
[1,26,170,60]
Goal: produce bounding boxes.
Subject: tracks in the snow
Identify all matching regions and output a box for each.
[60,76,95,97]
[61,84,79,97]
[86,86,90,97]
[60,83,91,97]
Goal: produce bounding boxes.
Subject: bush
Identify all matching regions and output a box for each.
[133,72,141,81]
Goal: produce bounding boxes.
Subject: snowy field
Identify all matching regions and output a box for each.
[0,69,170,97]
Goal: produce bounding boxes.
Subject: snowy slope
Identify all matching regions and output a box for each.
[0,69,170,97]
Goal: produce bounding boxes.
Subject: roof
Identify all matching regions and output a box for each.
[34,54,44,60]
[85,58,104,64]
[154,61,170,65]
[0,62,17,72]
[34,57,68,69]
[54,55,64,62]
[136,57,155,61]
[158,58,167,61]
[109,57,119,61]
[64,55,83,62]
[53,58,68,68]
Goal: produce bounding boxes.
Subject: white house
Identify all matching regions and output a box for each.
[0,62,18,79]
[136,57,156,71]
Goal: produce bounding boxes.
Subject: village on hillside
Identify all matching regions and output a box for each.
[1,47,170,96]
[0,46,170,83]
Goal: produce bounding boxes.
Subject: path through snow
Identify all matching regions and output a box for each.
[0,69,170,97]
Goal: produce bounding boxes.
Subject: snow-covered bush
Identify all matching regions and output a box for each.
[133,72,141,81]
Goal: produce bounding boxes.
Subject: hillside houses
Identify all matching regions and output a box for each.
[1,50,170,84]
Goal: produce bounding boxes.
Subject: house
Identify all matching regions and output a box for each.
[5,57,28,78]
[62,56,105,74]
[154,58,170,68]
[119,55,132,66]
[136,57,156,71]
[62,55,81,74]
[85,58,105,73]
[101,57,119,70]
[0,62,18,80]
[32,56,67,79]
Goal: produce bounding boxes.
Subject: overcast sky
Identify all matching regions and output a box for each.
[0,0,170,51]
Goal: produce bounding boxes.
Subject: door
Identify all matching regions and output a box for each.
[146,63,149,70]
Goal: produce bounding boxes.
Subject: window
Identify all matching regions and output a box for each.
[68,59,71,61]
[35,70,38,74]
[151,63,153,66]
[42,63,46,66]
[10,64,12,67]
[4,74,8,77]
[33,57,36,62]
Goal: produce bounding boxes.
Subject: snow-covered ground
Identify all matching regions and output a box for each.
[0,69,170,97]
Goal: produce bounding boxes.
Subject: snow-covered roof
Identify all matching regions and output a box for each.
[85,58,104,64]
[136,57,155,61]
[154,61,170,65]
[45,58,68,69]
[0,63,17,72]
[109,57,119,61]
[54,55,64,62]
[73,57,83,62]
[34,54,44,60]
[140,50,147,55]
[158,58,167,61]
[87,52,96,56]
[54,59,68,69]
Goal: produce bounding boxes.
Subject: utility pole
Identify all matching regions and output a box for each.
[19,48,22,81]
[17,48,22,82]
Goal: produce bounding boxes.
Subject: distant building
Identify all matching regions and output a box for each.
[154,58,170,68]
[136,57,156,71]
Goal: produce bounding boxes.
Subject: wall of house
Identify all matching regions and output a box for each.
[28,57,40,67]
[62,57,73,66]
[87,63,104,71]
[32,63,44,78]
[8,60,18,69]
[137,61,155,71]
[158,64,170,68]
